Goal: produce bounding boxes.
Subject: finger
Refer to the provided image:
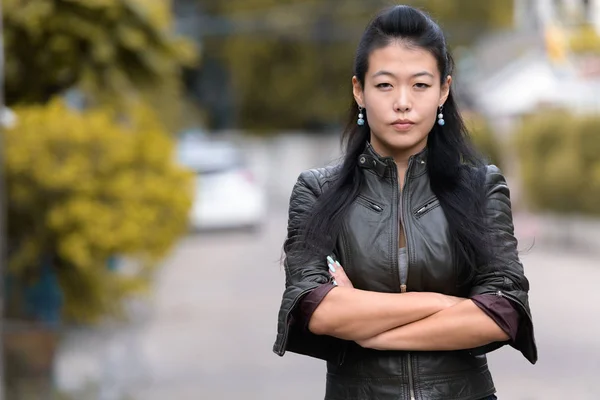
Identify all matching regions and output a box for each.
[326,256,336,273]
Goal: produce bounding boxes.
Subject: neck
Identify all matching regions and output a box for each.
[391,152,411,170]
[370,136,427,169]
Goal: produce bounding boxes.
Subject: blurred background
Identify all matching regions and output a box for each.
[0,0,599,399]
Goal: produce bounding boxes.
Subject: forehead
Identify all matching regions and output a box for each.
[367,42,439,78]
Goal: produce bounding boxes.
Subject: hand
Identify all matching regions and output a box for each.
[327,256,354,288]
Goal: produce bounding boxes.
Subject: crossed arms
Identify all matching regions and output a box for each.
[287,168,525,352]
[308,281,510,351]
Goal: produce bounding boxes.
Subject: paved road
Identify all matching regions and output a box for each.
[92,203,595,400]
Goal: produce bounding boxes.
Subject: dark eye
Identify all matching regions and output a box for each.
[414,83,431,89]
[376,83,392,89]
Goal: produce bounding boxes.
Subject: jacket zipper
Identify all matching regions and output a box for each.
[486,289,533,320]
[357,195,383,212]
[398,157,416,400]
[390,164,401,291]
[414,198,439,218]
[399,156,413,291]
[407,353,416,400]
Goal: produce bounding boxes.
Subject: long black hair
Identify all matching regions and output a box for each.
[290,5,493,285]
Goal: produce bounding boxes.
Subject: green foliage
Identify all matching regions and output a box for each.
[202,0,514,131]
[413,0,514,38]
[464,112,503,169]
[4,99,194,322]
[569,24,600,54]
[3,0,198,130]
[515,110,600,215]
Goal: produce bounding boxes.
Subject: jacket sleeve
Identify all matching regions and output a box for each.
[468,165,538,364]
[272,170,346,362]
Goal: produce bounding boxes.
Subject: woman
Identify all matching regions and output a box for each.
[273,5,537,400]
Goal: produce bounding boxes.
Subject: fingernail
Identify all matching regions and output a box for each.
[335,261,342,268]
[326,256,334,265]
[328,263,336,273]
[333,280,338,286]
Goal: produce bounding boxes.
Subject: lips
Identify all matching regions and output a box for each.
[392,119,414,125]
[391,120,415,131]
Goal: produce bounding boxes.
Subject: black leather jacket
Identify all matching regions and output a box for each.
[273,143,537,400]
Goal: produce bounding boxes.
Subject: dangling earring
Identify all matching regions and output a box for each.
[437,105,445,126]
[357,106,365,126]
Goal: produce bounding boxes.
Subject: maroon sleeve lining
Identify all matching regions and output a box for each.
[472,294,521,342]
[294,283,336,331]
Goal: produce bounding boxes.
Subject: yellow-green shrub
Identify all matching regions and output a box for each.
[569,24,600,54]
[4,98,194,322]
[464,112,503,169]
[515,110,600,215]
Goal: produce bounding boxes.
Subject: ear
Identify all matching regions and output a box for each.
[352,76,364,108]
[439,75,452,107]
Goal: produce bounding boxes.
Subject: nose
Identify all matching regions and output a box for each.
[393,88,411,113]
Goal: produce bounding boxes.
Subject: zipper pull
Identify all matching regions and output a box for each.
[400,284,407,293]
[363,199,383,212]
[416,201,435,215]
[416,205,428,215]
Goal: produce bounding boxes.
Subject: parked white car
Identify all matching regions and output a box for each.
[176,135,266,232]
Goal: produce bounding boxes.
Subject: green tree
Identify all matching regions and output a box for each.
[515,110,600,215]
[199,0,514,131]
[4,99,194,323]
[3,0,198,129]
[2,2,197,395]
[463,112,503,169]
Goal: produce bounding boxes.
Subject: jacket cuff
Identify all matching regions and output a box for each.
[471,294,520,342]
[295,283,336,331]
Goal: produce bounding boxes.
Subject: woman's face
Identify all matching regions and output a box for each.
[353,41,451,159]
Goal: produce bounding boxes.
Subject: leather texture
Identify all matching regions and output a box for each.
[273,142,537,400]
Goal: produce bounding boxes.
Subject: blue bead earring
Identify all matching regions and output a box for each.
[437,105,445,126]
[357,106,365,126]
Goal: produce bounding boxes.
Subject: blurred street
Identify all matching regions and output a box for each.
[55,193,600,400]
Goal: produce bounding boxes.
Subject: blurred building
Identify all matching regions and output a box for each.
[514,0,600,32]
[466,0,600,133]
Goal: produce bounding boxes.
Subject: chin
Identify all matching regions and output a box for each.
[383,134,426,152]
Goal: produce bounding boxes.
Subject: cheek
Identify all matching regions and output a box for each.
[418,99,441,121]
[364,95,389,122]
[427,106,439,120]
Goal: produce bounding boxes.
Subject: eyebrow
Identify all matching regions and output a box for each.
[372,70,435,79]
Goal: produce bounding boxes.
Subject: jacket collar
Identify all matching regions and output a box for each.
[358,141,428,178]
